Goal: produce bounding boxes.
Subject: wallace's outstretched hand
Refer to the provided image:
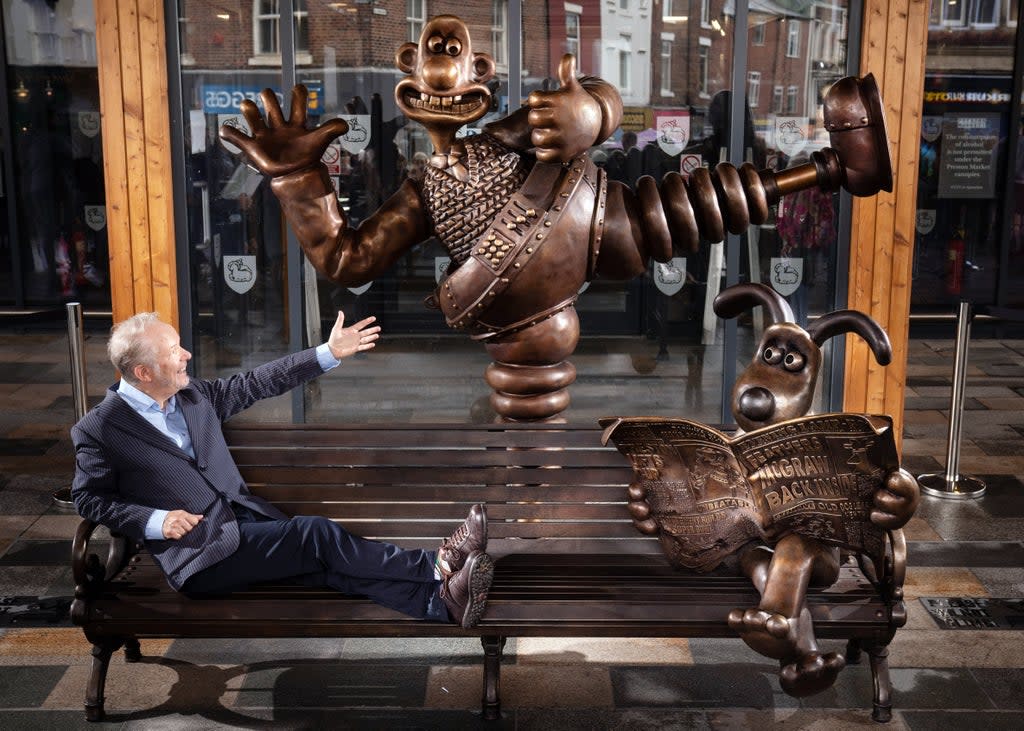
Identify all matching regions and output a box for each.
[526,54,603,163]
[219,85,349,178]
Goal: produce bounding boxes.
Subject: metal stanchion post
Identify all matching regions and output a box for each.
[53,302,88,508]
[918,300,986,499]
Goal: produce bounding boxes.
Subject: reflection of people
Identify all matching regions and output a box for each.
[699,90,767,168]
[409,151,430,181]
[606,130,643,187]
[777,153,836,324]
[72,311,493,629]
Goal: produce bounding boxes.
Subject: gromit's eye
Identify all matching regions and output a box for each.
[445,39,462,56]
[783,351,806,372]
[428,36,445,54]
[762,346,784,365]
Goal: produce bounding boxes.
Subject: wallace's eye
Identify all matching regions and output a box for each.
[783,351,806,372]
[446,39,462,56]
[428,36,445,54]
[762,347,783,365]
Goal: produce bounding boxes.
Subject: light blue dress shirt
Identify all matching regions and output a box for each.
[119,344,340,540]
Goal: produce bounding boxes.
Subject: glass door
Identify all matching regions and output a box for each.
[168,1,861,424]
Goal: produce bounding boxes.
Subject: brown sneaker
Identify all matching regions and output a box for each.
[439,550,493,629]
[437,503,487,578]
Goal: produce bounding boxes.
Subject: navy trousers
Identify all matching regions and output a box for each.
[182,505,448,622]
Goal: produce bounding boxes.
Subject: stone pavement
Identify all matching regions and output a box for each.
[1,326,1023,729]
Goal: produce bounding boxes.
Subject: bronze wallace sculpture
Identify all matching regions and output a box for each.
[602,282,920,697]
[221,15,893,421]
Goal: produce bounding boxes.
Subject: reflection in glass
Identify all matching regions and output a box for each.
[914,1,1017,312]
[168,1,877,423]
[2,1,108,308]
[176,1,287,382]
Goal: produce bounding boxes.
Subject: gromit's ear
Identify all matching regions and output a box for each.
[713,282,794,326]
[807,310,892,365]
[396,43,418,74]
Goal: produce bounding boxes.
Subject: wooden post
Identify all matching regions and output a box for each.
[95,0,177,327]
[845,0,930,443]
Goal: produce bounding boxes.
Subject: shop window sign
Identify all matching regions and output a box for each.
[937,113,1001,199]
[202,84,323,114]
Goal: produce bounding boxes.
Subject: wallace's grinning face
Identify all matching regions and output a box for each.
[394,15,495,131]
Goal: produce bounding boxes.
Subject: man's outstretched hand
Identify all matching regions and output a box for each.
[218,85,349,178]
[327,311,381,360]
[162,510,203,540]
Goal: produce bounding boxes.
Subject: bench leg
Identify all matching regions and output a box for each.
[123,636,142,663]
[845,638,863,665]
[85,638,121,722]
[481,635,506,720]
[865,641,893,723]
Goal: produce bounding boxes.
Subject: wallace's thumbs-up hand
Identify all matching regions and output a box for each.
[526,54,604,163]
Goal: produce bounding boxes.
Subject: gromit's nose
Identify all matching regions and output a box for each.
[738,387,775,423]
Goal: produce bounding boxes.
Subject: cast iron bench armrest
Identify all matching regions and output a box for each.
[71,518,134,599]
[885,528,908,599]
[855,528,907,598]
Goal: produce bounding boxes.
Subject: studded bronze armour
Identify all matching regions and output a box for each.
[420,134,530,266]
[434,151,607,339]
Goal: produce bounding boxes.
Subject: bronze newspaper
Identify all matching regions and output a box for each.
[601,413,898,564]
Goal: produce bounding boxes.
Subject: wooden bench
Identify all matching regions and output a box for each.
[71,423,908,722]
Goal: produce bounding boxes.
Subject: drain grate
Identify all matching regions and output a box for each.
[920,597,1024,629]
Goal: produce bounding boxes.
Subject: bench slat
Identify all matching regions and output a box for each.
[240,465,633,485]
[109,557,877,595]
[258,502,633,521]
[233,448,631,468]
[225,425,638,449]
[248,517,646,539]
[248,483,629,501]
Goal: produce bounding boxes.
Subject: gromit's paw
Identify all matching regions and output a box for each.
[779,651,846,697]
[626,482,658,535]
[727,607,798,660]
[871,468,921,529]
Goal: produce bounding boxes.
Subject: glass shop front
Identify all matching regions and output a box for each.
[1,2,1020,422]
[1,2,109,313]
[915,3,1023,322]
[168,0,869,425]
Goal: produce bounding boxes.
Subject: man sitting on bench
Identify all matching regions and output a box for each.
[71,311,492,629]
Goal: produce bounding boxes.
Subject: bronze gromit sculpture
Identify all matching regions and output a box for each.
[602,282,920,697]
[220,14,893,422]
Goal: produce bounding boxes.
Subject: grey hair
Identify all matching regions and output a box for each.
[108,312,162,384]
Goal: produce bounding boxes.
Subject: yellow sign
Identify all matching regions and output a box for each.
[620,106,653,132]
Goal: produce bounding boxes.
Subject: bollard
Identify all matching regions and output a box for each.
[918,301,986,499]
[53,302,89,508]
[67,302,89,421]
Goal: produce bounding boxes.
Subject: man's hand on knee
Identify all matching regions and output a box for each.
[162,510,203,540]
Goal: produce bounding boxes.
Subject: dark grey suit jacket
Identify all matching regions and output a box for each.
[71,348,324,590]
